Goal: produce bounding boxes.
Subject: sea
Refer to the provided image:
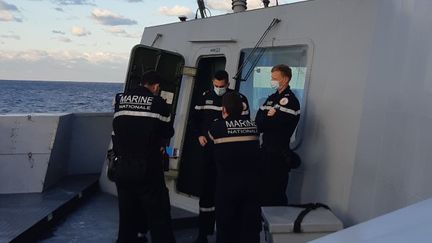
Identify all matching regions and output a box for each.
[0,80,123,114]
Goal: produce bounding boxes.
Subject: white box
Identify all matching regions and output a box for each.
[262,206,343,243]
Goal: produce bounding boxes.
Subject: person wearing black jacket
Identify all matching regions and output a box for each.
[112,71,175,243]
[208,92,261,243]
[191,70,250,243]
[255,64,301,206]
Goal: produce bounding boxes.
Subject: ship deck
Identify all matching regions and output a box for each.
[37,191,209,243]
[0,175,209,243]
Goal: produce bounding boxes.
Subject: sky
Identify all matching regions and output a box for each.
[0,0,304,83]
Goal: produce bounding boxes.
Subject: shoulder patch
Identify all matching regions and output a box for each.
[279,97,289,106]
[242,102,248,111]
[204,90,213,96]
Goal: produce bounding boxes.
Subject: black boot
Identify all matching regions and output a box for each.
[194,234,208,243]
[137,232,148,243]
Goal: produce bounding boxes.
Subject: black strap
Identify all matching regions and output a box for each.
[288,203,331,233]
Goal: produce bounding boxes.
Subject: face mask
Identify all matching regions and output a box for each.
[270,80,280,90]
[214,87,227,96]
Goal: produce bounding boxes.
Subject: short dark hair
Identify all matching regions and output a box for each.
[214,70,229,84]
[271,64,292,80]
[142,71,162,85]
[222,92,243,118]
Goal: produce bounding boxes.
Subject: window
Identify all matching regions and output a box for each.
[237,45,309,148]
[125,45,184,117]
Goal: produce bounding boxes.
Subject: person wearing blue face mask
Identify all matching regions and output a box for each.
[191,70,250,243]
[255,64,301,206]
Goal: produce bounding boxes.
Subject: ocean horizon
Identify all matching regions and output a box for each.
[0,79,123,114]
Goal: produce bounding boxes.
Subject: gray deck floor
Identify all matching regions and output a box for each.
[37,191,214,243]
[2,176,265,243]
[0,174,99,243]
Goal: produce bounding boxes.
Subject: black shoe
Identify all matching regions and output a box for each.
[194,235,208,243]
[137,233,148,243]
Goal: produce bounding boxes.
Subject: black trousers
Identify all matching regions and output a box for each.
[198,144,216,236]
[260,150,291,206]
[216,175,261,243]
[115,157,175,243]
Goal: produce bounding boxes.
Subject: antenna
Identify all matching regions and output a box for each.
[233,18,281,81]
[151,33,162,47]
[197,0,206,18]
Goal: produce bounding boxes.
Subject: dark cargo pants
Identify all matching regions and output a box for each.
[115,156,175,243]
[216,175,261,243]
[260,150,290,206]
[198,144,216,236]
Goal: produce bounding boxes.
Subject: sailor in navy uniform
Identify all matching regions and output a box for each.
[191,70,250,243]
[208,92,261,243]
[255,64,301,206]
[112,71,176,243]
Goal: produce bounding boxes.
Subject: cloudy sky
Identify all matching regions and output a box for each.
[0,0,303,82]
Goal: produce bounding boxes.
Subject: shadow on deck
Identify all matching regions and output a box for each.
[0,174,210,243]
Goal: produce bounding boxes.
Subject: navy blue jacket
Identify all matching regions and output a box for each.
[209,117,260,175]
[255,86,300,153]
[191,89,250,138]
[112,86,174,157]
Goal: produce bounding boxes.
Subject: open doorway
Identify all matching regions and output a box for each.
[176,56,226,197]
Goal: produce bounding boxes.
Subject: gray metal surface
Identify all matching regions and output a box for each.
[262,206,343,233]
[67,113,112,175]
[0,114,66,193]
[0,174,98,242]
[44,114,73,190]
[0,113,112,194]
[140,0,432,228]
[37,191,209,243]
[311,197,432,243]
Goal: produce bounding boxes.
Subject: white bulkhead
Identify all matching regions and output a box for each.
[132,0,432,226]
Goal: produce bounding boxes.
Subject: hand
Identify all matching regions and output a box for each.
[107,149,115,161]
[161,147,169,171]
[198,136,208,147]
[106,149,117,182]
[267,107,276,117]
